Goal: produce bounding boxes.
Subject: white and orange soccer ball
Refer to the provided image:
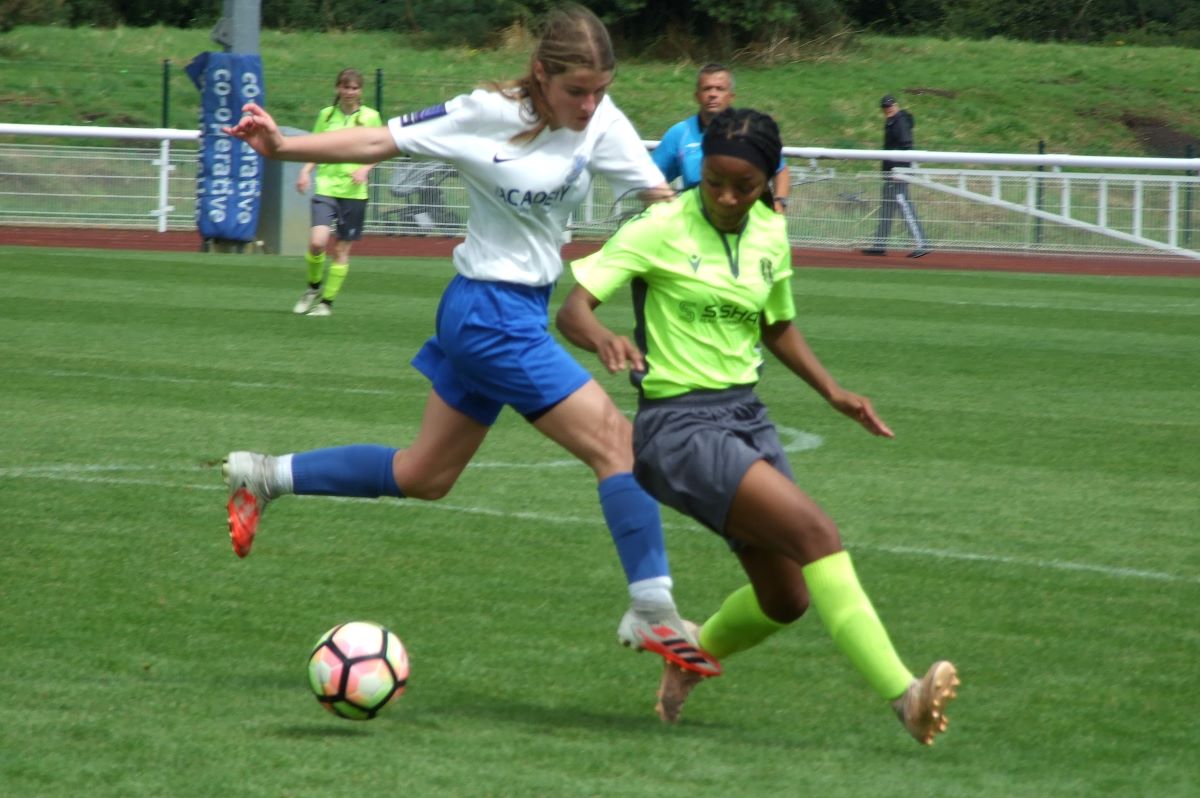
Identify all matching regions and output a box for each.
[307,621,409,720]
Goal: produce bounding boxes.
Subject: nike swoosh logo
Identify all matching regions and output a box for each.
[493,153,521,163]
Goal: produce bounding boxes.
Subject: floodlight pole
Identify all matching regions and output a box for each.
[211,0,261,54]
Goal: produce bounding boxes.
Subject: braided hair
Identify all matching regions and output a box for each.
[702,108,783,208]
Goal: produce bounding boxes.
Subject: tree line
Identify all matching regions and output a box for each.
[3,1,1198,53]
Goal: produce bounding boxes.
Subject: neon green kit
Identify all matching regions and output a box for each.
[310,105,384,199]
[571,190,795,399]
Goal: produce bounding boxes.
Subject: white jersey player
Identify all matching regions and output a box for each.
[220,5,721,679]
[389,88,657,286]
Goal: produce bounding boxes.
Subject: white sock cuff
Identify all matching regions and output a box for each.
[275,454,295,495]
[629,576,674,606]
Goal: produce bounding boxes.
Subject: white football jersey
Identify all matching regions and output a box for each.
[388,89,663,286]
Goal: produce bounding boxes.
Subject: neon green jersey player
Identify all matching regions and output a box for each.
[559,107,960,746]
[293,68,385,317]
[570,188,793,401]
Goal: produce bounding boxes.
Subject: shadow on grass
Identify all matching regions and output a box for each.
[406,688,737,738]
[271,723,373,739]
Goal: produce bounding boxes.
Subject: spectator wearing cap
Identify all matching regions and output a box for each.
[862,94,930,258]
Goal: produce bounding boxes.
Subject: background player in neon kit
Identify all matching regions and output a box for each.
[651,63,790,214]
[291,67,381,316]
[219,4,718,677]
[558,108,959,744]
[293,68,384,317]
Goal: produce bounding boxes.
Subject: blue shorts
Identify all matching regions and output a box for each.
[411,274,592,426]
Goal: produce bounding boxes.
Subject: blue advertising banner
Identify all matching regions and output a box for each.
[186,52,265,242]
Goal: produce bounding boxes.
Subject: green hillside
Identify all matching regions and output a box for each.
[1,25,1198,157]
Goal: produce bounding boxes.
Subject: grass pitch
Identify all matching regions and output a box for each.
[0,246,1197,797]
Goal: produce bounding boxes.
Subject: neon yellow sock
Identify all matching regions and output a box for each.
[323,261,349,301]
[305,251,326,285]
[802,550,914,700]
[698,584,788,660]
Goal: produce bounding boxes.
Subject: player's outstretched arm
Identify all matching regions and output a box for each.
[224,102,400,165]
[637,181,676,205]
[826,388,894,438]
[223,102,285,156]
[557,285,645,375]
[761,319,894,438]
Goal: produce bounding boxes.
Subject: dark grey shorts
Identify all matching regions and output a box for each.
[311,195,368,241]
[632,387,794,546]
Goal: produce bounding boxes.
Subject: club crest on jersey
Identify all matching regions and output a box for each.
[688,254,701,272]
[564,154,588,187]
[760,257,774,283]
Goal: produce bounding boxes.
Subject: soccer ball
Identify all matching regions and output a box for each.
[307,621,409,720]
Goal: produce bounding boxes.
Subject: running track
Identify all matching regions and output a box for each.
[1,225,1196,277]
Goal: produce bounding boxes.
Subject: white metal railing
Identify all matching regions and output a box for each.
[783,147,1200,259]
[0,123,199,233]
[898,168,1200,258]
[780,146,1200,172]
[2,123,1199,259]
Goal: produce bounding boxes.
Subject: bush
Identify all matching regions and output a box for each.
[844,0,1200,46]
[606,0,848,59]
[404,0,526,49]
[0,0,68,32]
[11,0,1196,53]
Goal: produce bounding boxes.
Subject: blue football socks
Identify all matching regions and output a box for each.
[291,445,403,498]
[598,472,670,586]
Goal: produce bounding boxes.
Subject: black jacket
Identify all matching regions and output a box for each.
[882,109,915,172]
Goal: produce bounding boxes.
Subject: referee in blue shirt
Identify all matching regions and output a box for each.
[651,63,790,214]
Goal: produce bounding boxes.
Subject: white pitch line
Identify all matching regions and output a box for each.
[0,464,189,475]
[938,298,1200,316]
[854,543,1194,585]
[1,464,1195,587]
[3,369,828,443]
[467,460,581,469]
[777,425,823,452]
[2,367,405,396]
[363,497,1200,586]
[0,461,583,476]
[809,290,1200,316]
[308,494,1195,586]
